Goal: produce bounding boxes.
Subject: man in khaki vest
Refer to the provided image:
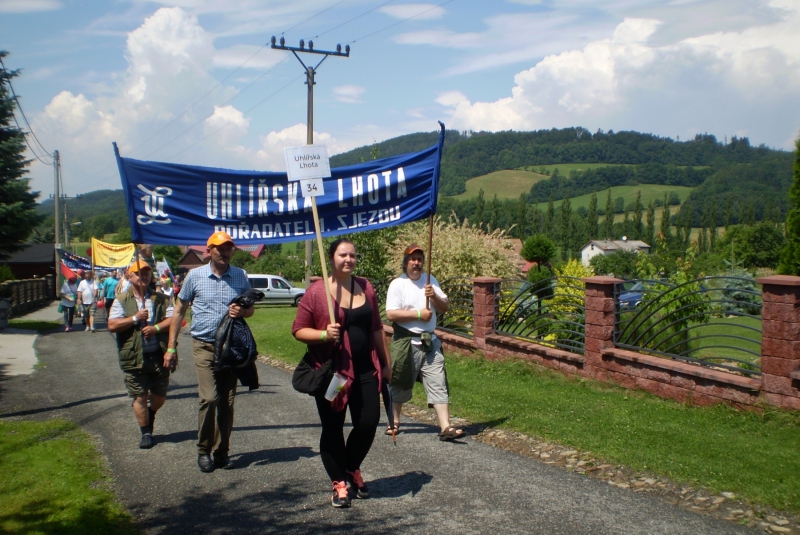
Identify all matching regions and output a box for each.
[108,260,173,449]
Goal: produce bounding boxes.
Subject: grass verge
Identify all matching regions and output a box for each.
[248,306,800,515]
[8,319,62,332]
[0,419,137,534]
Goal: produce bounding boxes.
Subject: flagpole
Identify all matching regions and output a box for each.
[425,214,434,310]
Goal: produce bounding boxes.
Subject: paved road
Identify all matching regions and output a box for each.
[0,308,755,534]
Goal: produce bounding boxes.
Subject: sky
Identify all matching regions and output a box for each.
[2,0,800,198]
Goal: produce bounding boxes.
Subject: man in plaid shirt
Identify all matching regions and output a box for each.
[168,231,253,473]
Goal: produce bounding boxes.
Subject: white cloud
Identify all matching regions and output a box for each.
[0,0,61,13]
[332,85,364,104]
[204,105,250,146]
[255,124,343,171]
[440,9,800,146]
[379,4,446,20]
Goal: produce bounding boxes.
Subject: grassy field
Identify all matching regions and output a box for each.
[0,419,138,535]
[247,306,800,514]
[452,169,550,201]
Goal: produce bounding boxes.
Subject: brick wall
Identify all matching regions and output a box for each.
[391,275,800,411]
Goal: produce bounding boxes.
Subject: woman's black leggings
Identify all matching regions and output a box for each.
[314,372,380,483]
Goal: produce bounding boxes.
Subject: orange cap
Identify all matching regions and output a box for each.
[207,231,235,248]
[404,243,424,256]
[128,259,153,275]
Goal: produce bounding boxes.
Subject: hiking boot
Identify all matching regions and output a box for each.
[331,481,351,508]
[346,469,370,499]
[139,433,154,449]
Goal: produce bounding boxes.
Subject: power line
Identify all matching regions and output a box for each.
[345,0,458,45]
[1,55,54,164]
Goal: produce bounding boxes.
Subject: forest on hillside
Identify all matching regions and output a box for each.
[31,128,793,260]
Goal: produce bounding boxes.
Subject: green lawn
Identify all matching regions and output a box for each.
[690,316,762,366]
[0,419,137,535]
[8,319,62,332]
[247,307,800,514]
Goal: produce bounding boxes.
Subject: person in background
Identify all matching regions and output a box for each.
[102,270,119,321]
[77,270,98,332]
[76,269,86,327]
[168,231,253,473]
[60,274,79,332]
[292,238,391,508]
[108,260,173,449]
[385,243,466,442]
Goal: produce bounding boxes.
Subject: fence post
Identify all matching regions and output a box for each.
[472,277,500,350]
[582,276,622,380]
[756,275,800,410]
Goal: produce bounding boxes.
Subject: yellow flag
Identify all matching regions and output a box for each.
[91,238,136,268]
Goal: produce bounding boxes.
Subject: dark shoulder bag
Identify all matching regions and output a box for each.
[291,278,353,396]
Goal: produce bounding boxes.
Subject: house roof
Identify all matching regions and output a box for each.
[3,243,56,264]
[582,240,650,252]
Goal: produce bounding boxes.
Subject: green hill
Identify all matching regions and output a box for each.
[538,185,694,212]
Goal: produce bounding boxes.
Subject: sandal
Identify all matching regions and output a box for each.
[384,425,401,436]
[438,426,466,441]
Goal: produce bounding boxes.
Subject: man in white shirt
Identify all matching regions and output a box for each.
[77,270,98,332]
[385,244,466,441]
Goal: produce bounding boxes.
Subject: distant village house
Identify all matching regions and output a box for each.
[581,239,650,267]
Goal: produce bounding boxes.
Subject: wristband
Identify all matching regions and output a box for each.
[166,348,177,354]
[132,316,139,325]
[321,330,327,342]
[417,309,421,320]
[155,324,161,332]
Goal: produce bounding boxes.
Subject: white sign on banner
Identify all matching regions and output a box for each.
[284,145,332,182]
[300,178,325,197]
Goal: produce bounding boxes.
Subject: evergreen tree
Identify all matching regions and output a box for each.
[725,196,734,230]
[645,201,656,246]
[560,193,572,257]
[514,193,528,238]
[633,190,644,240]
[604,189,613,239]
[0,51,42,260]
[779,136,800,275]
[622,210,631,239]
[545,196,555,237]
[474,188,485,230]
[659,193,672,243]
[587,192,598,240]
[709,200,718,251]
[488,194,500,230]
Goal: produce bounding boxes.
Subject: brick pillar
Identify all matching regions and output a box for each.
[472,277,501,350]
[756,275,800,410]
[582,276,622,380]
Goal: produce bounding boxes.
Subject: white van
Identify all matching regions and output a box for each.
[246,274,304,306]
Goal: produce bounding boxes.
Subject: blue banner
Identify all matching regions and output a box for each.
[59,250,92,271]
[114,124,444,246]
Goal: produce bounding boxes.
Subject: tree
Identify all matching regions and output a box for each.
[559,193,571,258]
[659,194,672,244]
[587,193,598,240]
[488,194,500,230]
[645,201,656,246]
[632,191,643,240]
[604,189,613,239]
[779,136,800,275]
[521,234,556,270]
[590,250,639,279]
[0,51,42,259]
[474,188,485,230]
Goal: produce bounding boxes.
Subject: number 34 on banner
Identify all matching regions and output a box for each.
[300,178,325,197]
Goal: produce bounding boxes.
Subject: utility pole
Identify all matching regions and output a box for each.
[52,150,61,289]
[270,36,350,287]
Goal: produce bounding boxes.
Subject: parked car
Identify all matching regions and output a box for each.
[618,281,645,309]
[246,274,304,306]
